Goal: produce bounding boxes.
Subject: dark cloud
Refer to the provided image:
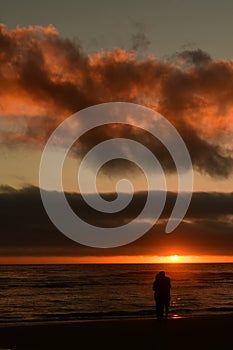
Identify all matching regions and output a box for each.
[0,186,232,257]
[178,49,212,66]
[0,24,232,178]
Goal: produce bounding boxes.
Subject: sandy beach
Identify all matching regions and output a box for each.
[0,315,232,350]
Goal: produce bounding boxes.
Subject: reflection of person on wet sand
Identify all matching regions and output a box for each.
[152,271,171,320]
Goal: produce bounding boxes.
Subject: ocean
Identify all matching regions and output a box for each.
[0,263,233,325]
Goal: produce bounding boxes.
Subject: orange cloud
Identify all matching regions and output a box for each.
[0,24,232,177]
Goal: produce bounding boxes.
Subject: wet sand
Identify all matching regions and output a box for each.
[0,315,232,350]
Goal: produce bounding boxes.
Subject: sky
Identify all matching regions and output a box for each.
[0,0,232,263]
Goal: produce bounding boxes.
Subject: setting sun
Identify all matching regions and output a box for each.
[170,255,179,262]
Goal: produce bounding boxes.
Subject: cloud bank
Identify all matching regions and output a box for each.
[0,186,232,257]
[0,24,233,178]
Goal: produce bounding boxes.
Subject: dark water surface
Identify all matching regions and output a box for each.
[0,263,232,324]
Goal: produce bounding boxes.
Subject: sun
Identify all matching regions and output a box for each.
[170,255,179,262]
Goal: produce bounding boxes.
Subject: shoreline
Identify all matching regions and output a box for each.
[0,311,232,327]
[0,314,232,349]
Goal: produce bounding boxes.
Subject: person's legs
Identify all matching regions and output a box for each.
[157,300,164,320]
[165,300,169,319]
[161,301,165,319]
[155,296,159,319]
[156,302,160,319]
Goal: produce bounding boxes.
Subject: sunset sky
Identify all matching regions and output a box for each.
[0,0,233,263]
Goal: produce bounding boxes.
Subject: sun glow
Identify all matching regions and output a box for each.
[170,255,179,262]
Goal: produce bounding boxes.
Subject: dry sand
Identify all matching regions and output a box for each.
[0,315,232,350]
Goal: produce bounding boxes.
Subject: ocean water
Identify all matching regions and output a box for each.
[0,263,233,325]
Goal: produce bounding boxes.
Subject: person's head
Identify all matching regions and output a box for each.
[159,271,165,277]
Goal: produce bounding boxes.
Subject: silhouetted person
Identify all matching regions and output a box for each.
[152,271,171,320]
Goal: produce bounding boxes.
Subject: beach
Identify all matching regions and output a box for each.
[0,263,232,349]
[0,315,232,350]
